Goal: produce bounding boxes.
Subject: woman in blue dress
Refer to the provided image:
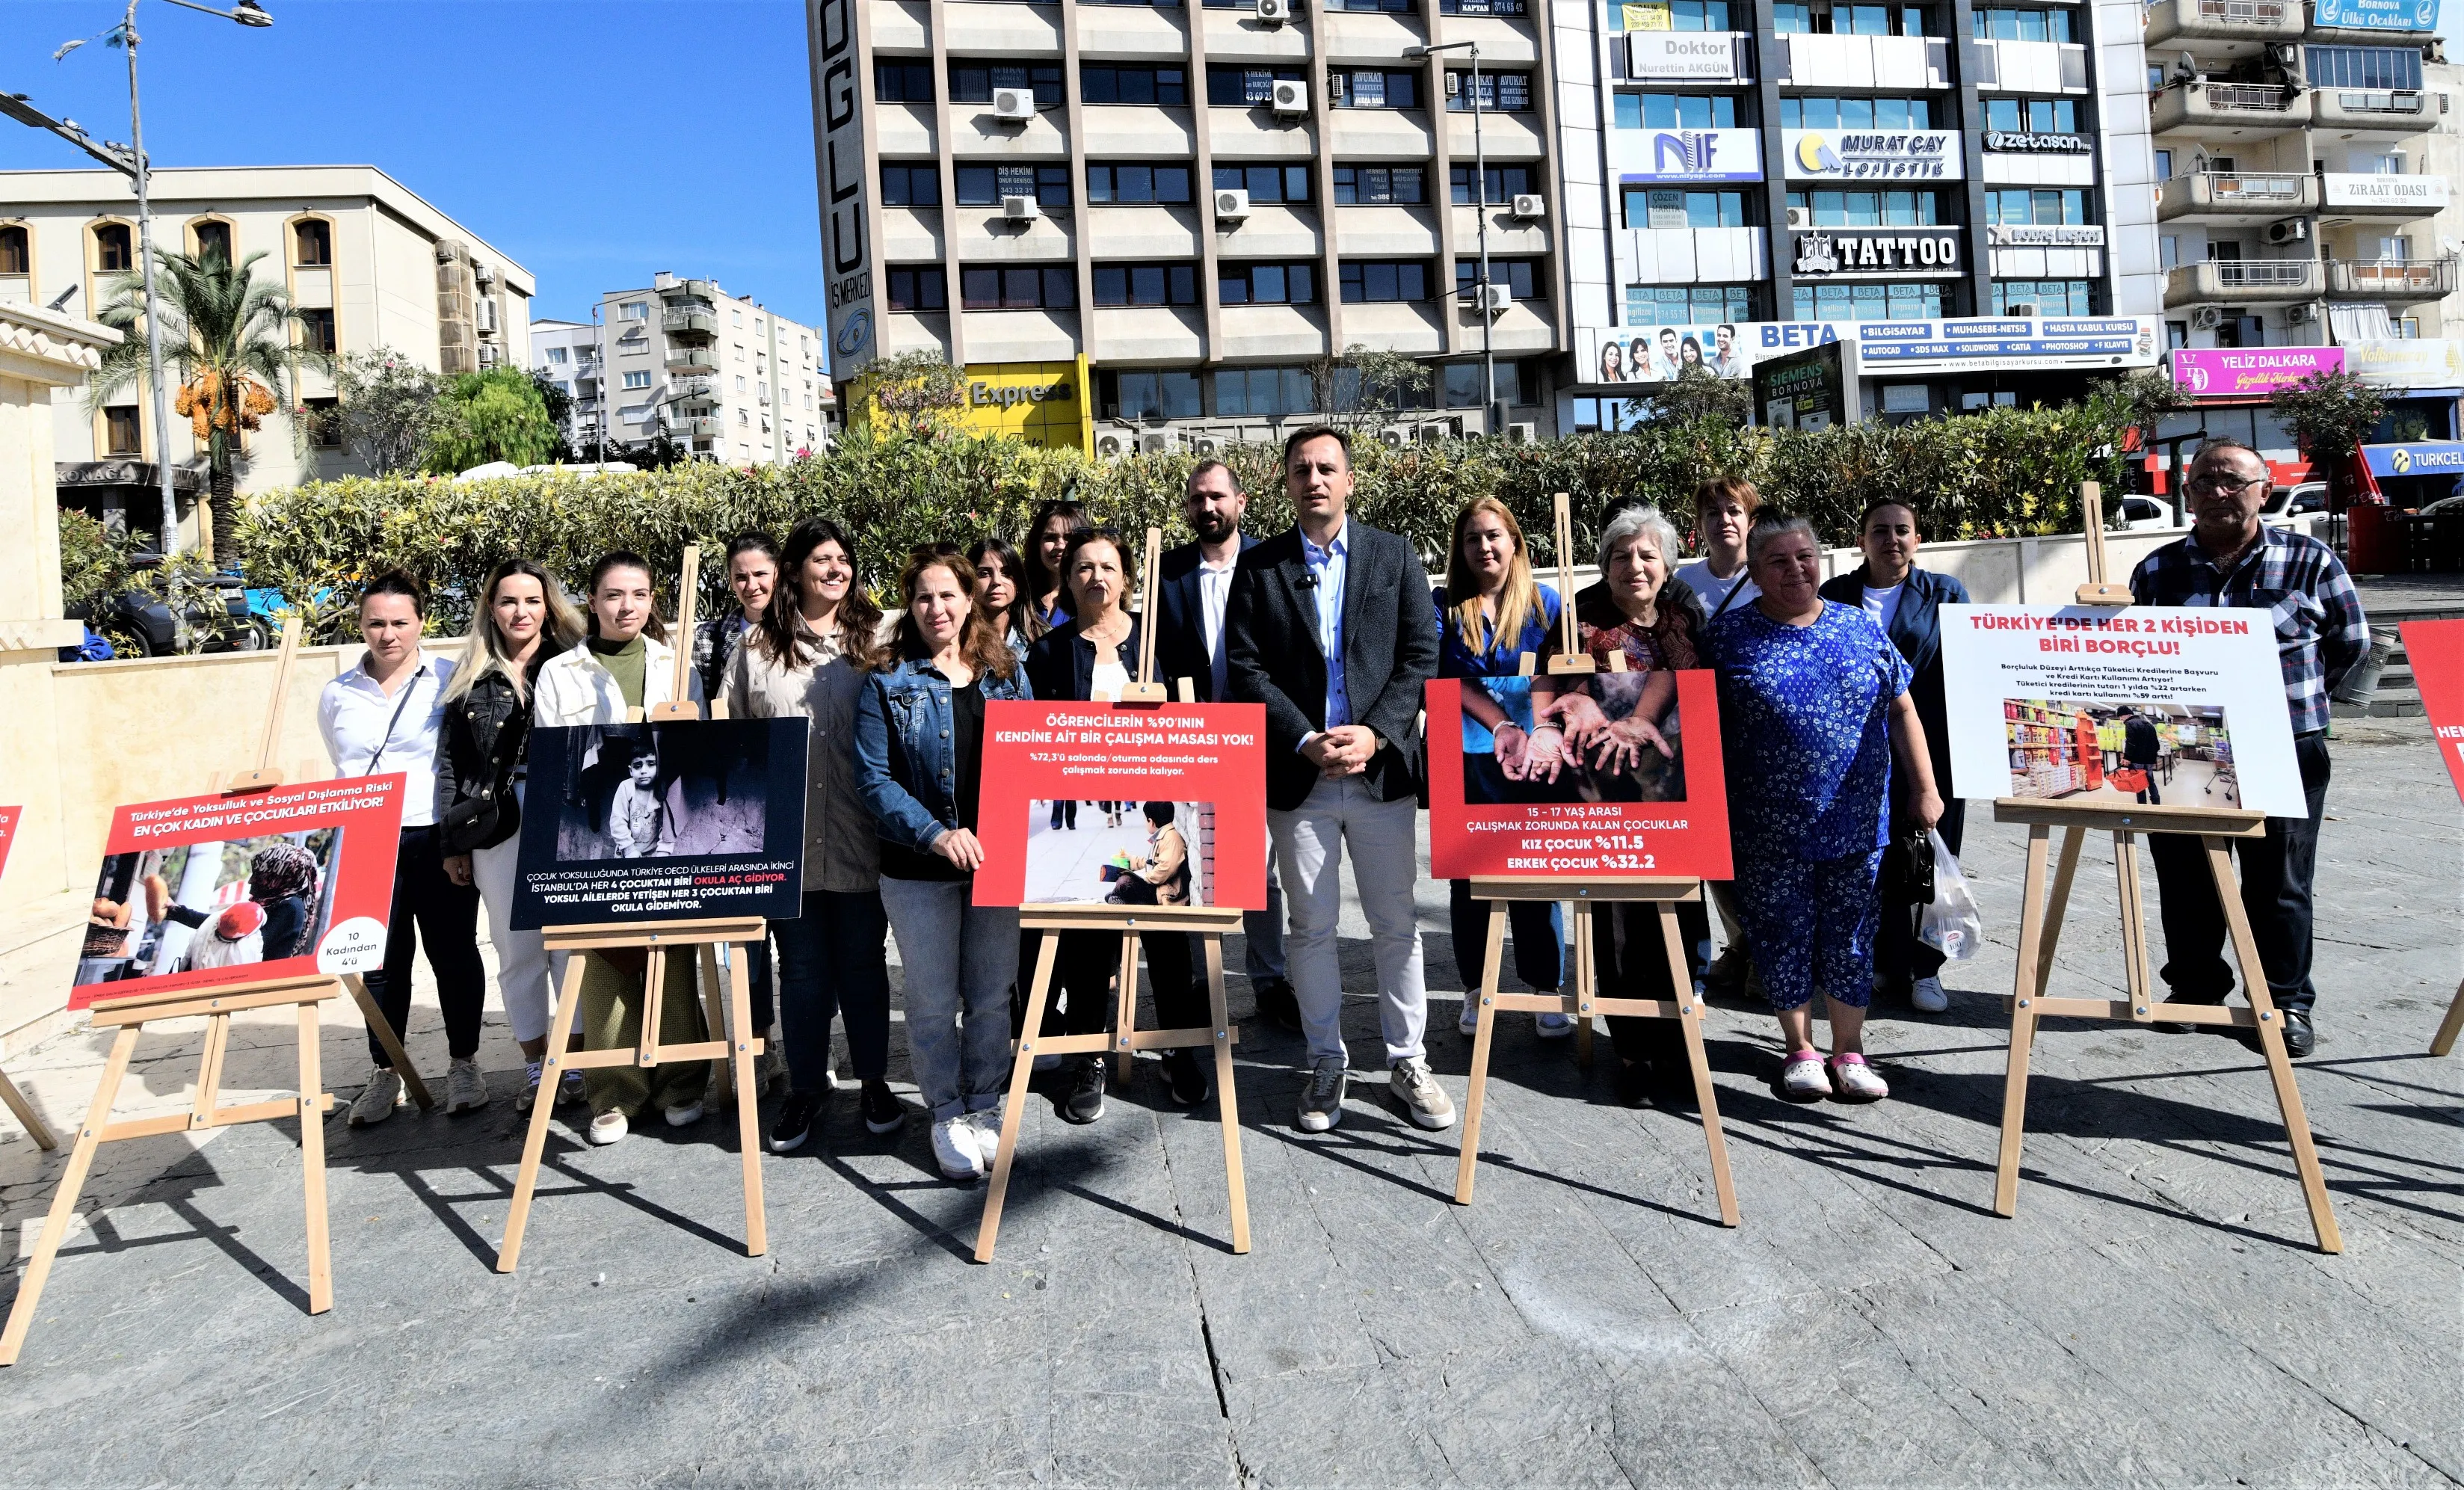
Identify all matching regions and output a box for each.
[1707,514,1944,1103]
[1435,497,1571,1041]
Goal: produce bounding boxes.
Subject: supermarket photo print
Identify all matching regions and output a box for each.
[2003,700,2239,808]
[1024,798,1214,907]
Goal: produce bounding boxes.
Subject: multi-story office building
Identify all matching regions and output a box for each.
[529,317,606,455]
[0,165,532,532]
[596,275,833,464]
[809,0,1570,448]
[1551,0,2168,428]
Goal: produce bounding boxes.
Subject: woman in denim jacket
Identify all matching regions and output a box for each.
[854,547,1034,1182]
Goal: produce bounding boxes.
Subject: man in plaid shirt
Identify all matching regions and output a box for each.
[2131,437,2368,1057]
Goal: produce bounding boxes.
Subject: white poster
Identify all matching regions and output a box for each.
[1938,605,2306,816]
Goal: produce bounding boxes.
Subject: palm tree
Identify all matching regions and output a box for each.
[89,246,326,563]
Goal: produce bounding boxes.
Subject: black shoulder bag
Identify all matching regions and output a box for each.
[440,695,529,855]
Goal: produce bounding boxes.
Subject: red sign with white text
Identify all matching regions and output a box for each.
[2400,620,2464,802]
[71,776,406,1009]
[1426,671,1733,880]
[974,701,1269,910]
[0,807,18,884]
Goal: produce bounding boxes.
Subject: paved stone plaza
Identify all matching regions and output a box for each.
[0,717,2451,1487]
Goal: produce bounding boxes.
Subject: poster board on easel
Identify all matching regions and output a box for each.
[1941,483,2342,1252]
[2399,620,2464,1054]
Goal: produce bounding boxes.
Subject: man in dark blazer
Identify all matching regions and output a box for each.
[1819,498,1970,1015]
[1155,460,1297,1030]
[1225,426,1448,1136]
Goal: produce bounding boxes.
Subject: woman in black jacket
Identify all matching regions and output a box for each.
[436,558,587,1112]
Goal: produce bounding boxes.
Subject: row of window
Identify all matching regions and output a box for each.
[1100,361,1532,422]
[4,218,336,277]
[1777,95,1936,129]
[1619,187,2092,230]
[878,161,1537,209]
[882,257,1547,311]
[1613,91,2077,135]
[874,59,1536,111]
[991,0,1530,10]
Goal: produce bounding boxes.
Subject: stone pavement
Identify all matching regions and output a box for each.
[0,718,2452,1487]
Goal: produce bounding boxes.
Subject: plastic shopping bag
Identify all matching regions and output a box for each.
[1916,828,1982,961]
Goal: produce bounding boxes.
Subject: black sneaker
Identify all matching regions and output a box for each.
[1252,977,1301,1031]
[1161,1048,1213,1108]
[1614,1059,1653,1109]
[859,1079,905,1135]
[1062,1056,1107,1124]
[767,1089,824,1154]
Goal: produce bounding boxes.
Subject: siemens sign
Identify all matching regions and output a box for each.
[1610,128,1764,183]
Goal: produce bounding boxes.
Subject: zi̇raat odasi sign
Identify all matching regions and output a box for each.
[1610,128,1764,183]
[1783,129,1963,181]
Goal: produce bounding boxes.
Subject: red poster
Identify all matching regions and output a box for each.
[1426,671,1734,880]
[2401,620,2464,803]
[72,776,407,1009]
[0,807,18,884]
[974,702,1269,910]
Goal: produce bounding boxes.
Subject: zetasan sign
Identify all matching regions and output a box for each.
[2170,347,2344,397]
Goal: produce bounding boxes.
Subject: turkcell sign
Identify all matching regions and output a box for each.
[1621,31,1746,81]
[1782,129,1962,181]
[1855,317,2162,372]
[814,0,877,375]
[2313,0,2438,29]
[1610,128,1763,182]
[2362,441,2464,476]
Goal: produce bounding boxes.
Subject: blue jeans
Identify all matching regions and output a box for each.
[879,876,1019,1120]
[1446,878,1565,994]
[770,888,891,1093]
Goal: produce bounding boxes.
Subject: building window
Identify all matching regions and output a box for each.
[1779,96,1933,128]
[951,62,1064,106]
[617,301,649,321]
[2306,45,2423,90]
[297,307,336,355]
[1447,72,1533,111]
[737,375,749,391]
[1613,92,1742,129]
[1571,397,1638,431]
[881,164,943,206]
[1083,0,1184,9]
[1453,164,1537,206]
[1992,280,2092,315]
[1207,65,1305,106]
[301,396,341,447]
[1622,188,1750,228]
[623,369,653,389]
[1093,263,1200,306]
[1334,165,1426,204]
[1792,281,1948,320]
[1458,259,1541,300]
[1213,366,1315,417]
[1772,1,1935,32]
[545,345,569,366]
[1983,97,2078,134]
[1784,188,1947,226]
[887,265,948,311]
[956,164,1071,206]
[1328,0,1411,10]
[1985,188,2087,224]
[93,222,133,273]
[191,220,232,264]
[875,60,935,101]
[1213,164,1312,204]
[1974,7,2074,40]
[1100,369,1203,420]
[0,224,26,283]
[2153,148,2172,180]
[961,265,1078,310]
[103,406,142,455]
[1339,260,1431,302]
[1080,66,1189,105]
[1625,285,1757,324]
[1219,262,1319,304]
[1088,164,1194,203]
[1617,0,1731,26]
[1444,362,1524,407]
[291,219,331,267]
[1328,70,1421,108]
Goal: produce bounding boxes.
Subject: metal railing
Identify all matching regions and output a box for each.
[2193,170,2307,200]
[2206,259,2316,288]
[2194,0,2289,22]
[2200,81,2300,110]
[2329,88,2425,114]
[2329,256,2458,296]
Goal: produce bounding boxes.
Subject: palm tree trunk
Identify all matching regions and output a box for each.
[208,461,236,567]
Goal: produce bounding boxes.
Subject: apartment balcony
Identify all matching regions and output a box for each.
[2155,170,2319,223]
[2311,87,2436,134]
[673,416,722,440]
[658,278,718,304]
[2326,256,2458,299]
[2162,257,2320,306]
[665,345,718,372]
[670,375,718,410]
[2142,0,2303,49]
[2149,81,2311,135]
[661,306,718,338]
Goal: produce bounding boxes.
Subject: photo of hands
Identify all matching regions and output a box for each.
[1459,673,1687,805]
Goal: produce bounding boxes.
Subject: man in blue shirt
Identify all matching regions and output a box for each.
[2131,437,2369,1057]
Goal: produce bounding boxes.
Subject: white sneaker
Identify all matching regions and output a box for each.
[663,1100,704,1128]
[1389,1058,1457,1131]
[1535,1009,1576,1039]
[1457,993,1482,1038]
[1828,1053,1889,1101]
[516,1061,544,1112]
[347,1066,403,1127]
[1911,976,1948,1014]
[965,1106,1007,1166]
[445,1057,489,1114]
[932,1114,985,1181]
[587,1109,629,1145]
[1781,1050,1829,1102]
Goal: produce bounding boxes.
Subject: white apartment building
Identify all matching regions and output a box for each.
[0,165,532,535]
[529,317,605,454]
[597,275,831,464]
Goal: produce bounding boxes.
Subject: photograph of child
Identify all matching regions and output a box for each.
[1457,672,1686,806]
[76,835,336,988]
[609,739,677,858]
[1024,798,1212,907]
[550,721,770,863]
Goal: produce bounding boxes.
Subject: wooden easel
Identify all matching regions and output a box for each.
[0,617,435,1364]
[2430,982,2464,1057]
[494,546,768,1271]
[1991,484,2341,1252]
[973,526,1249,1262]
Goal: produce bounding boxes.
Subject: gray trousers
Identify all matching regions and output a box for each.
[880,875,1020,1121]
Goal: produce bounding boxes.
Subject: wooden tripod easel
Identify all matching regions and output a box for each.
[973,526,1251,1262]
[494,545,769,1270]
[2430,982,2464,1057]
[1991,484,2342,1253]
[0,617,435,1364]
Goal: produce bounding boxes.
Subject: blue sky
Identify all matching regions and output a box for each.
[0,0,825,329]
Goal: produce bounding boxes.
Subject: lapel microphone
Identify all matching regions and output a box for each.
[1295,573,1319,590]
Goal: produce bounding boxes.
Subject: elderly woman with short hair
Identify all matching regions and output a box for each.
[1709,514,1943,1103]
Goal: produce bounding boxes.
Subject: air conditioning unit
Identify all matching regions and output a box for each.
[992,88,1036,123]
[477,342,502,368]
[1379,424,1411,449]
[1414,422,1447,446]
[1505,422,1536,444]
[2265,218,2309,244]
[2191,305,2225,330]
[476,298,499,333]
[1784,206,1811,230]
[1095,425,1136,458]
[1192,434,1224,456]
[1472,283,1511,313]
[1256,0,1291,22]
[1214,188,1251,224]
[1270,79,1309,114]
[1509,194,1545,221]
[2287,300,2320,324]
[1003,194,1041,221]
[1139,428,1178,455]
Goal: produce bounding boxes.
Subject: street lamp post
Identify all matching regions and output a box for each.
[1410,40,1496,435]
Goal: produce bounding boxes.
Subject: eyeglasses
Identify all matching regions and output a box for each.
[2185,474,2263,496]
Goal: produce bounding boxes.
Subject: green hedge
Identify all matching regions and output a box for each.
[233,405,2130,641]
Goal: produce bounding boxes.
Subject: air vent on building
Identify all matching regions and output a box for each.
[1139,428,1178,455]
[2287,301,2320,324]
[1784,206,1811,230]
[1380,424,1411,449]
[2264,218,2308,244]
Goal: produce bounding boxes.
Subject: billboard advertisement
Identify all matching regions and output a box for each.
[1609,127,1764,183]
[2170,347,2344,398]
[2312,0,2438,29]
[1781,129,1963,181]
[1855,316,2160,373]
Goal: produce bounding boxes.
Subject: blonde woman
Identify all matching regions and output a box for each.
[437,558,586,1113]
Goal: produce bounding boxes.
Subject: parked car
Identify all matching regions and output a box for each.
[2116,496,2175,531]
[65,555,270,659]
[2262,481,2329,526]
